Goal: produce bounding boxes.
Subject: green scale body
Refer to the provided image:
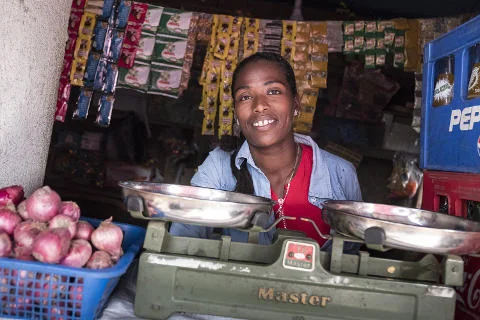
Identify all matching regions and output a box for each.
[134,221,462,320]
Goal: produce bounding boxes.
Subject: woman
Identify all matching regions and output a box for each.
[170,52,362,249]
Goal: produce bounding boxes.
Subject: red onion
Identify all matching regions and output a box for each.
[0,185,24,207]
[13,247,35,261]
[25,186,61,222]
[0,207,22,235]
[13,221,47,250]
[90,217,124,260]
[58,201,81,222]
[49,214,77,239]
[60,239,92,268]
[31,228,71,264]
[0,231,12,257]
[86,251,113,269]
[16,200,30,220]
[74,220,94,241]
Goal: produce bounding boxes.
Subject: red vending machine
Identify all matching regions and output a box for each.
[421,16,480,320]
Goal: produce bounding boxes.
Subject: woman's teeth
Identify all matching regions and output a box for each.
[253,119,275,127]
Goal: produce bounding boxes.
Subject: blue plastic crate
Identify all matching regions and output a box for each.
[0,218,145,319]
[421,15,480,173]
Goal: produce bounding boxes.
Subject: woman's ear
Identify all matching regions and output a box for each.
[293,94,301,116]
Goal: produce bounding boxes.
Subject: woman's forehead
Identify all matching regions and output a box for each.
[235,60,287,85]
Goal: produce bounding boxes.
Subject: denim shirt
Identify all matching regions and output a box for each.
[170,133,362,248]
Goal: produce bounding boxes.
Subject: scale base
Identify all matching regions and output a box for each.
[134,222,461,320]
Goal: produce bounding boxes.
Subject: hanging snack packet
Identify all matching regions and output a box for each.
[74,35,92,61]
[136,31,156,61]
[102,27,114,60]
[343,21,354,36]
[70,58,87,86]
[65,31,78,56]
[95,93,115,126]
[243,31,259,59]
[281,38,295,63]
[117,60,150,91]
[92,19,109,52]
[394,29,405,49]
[118,43,137,69]
[296,22,310,44]
[105,62,119,93]
[71,0,87,10]
[201,114,215,136]
[158,8,193,38]
[84,0,104,16]
[101,0,115,19]
[60,54,74,80]
[365,33,376,51]
[129,2,148,25]
[68,9,83,33]
[384,24,396,49]
[375,49,386,67]
[79,12,96,37]
[148,64,183,98]
[124,21,143,47]
[343,35,354,55]
[143,5,163,33]
[83,51,101,87]
[282,21,296,41]
[213,33,230,60]
[55,79,72,122]
[93,58,108,91]
[152,36,188,66]
[365,21,377,34]
[394,50,405,69]
[110,29,125,62]
[364,50,376,69]
[115,0,132,28]
[73,87,94,119]
[376,32,385,50]
[310,54,328,72]
[353,34,364,53]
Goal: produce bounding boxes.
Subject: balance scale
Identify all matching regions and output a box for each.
[120,182,480,320]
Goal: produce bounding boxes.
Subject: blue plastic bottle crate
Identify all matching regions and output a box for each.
[421,15,480,173]
[0,217,145,319]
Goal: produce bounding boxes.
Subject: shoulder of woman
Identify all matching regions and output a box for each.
[316,147,357,176]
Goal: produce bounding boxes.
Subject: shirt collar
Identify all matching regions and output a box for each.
[234,133,333,199]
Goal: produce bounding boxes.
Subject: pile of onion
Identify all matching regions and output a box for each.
[0,184,125,269]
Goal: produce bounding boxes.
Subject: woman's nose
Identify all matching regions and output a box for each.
[253,95,269,112]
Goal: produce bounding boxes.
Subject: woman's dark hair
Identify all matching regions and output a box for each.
[228,52,297,195]
[231,52,297,100]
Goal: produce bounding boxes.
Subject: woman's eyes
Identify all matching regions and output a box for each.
[267,89,281,95]
[237,89,281,101]
[238,95,251,101]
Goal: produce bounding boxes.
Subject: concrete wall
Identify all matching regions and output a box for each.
[0,0,70,195]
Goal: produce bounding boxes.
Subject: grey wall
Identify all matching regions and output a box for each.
[0,0,71,195]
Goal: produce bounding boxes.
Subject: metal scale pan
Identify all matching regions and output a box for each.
[119,181,274,229]
[322,200,480,255]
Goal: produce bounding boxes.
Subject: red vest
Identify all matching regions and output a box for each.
[271,144,330,246]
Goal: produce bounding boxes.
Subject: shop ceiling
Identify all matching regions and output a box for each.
[150,0,480,19]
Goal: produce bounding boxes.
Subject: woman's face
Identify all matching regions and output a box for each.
[233,60,298,149]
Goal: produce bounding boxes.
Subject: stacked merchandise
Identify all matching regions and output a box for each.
[291,22,328,133]
[55,0,130,126]
[199,15,243,137]
[199,17,329,137]
[55,1,198,126]
[117,5,197,98]
[342,20,397,69]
